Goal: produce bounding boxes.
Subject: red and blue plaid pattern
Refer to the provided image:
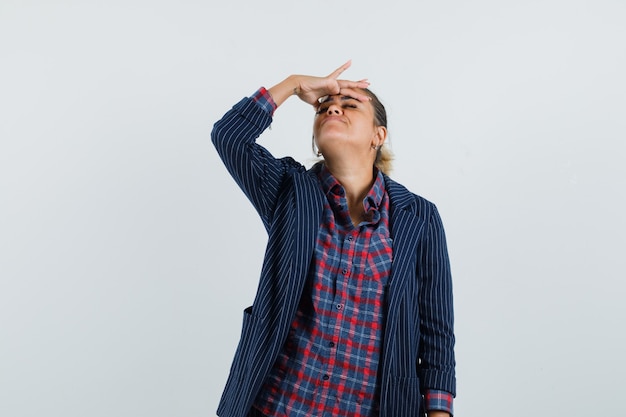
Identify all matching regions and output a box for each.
[251,87,277,115]
[425,390,454,414]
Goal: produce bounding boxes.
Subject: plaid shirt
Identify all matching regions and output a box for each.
[250,88,453,416]
[255,163,391,417]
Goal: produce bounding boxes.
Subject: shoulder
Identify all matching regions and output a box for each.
[384,175,437,215]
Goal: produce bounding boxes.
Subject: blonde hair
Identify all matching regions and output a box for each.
[365,87,393,174]
[373,144,393,174]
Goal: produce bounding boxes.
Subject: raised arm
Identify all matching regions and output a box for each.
[211,61,370,229]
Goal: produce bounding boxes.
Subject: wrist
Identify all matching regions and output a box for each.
[289,74,301,95]
[427,412,451,417]
[268,75,300,108]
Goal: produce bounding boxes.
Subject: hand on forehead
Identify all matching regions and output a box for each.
[315,89,371,110]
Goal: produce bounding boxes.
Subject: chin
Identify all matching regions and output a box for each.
[316,131,348,147]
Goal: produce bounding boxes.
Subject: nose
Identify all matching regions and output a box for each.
[326,102,342,115]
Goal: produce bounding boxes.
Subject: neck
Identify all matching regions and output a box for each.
[324,160,376,213]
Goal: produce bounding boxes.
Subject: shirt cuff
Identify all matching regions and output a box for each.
[424,389,454,415]
[250,87,277,116]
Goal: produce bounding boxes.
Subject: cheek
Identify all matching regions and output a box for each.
[312,118,321,135]
[312,126,320,140]
[312,119,331,139]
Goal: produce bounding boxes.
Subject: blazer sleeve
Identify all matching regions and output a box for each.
[417,205,456,396]
[211,97,305,231]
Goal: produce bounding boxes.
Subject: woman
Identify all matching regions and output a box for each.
[211,61,456,417]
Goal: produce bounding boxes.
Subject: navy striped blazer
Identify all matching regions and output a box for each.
[211,97,456,417]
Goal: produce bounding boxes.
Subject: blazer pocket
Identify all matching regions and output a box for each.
[389,376,422,412]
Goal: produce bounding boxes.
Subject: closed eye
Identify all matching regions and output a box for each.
[315,103,359,114]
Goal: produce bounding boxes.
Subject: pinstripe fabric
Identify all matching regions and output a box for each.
[212,97,456,417]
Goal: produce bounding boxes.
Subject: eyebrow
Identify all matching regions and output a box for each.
[319,95,359,104]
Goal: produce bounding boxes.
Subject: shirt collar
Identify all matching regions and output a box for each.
[316,163,386,225]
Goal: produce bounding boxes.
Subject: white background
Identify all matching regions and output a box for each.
[1,1,625,416]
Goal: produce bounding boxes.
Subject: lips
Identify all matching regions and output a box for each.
[321,116,345,125]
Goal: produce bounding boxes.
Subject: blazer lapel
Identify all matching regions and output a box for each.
[386,177,425,303]
[380,178,427,380]
[285,170,325,313]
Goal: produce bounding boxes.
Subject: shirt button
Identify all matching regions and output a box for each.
[336,304,343,310]
[329,342,335,347]
[348,236,353,241]
[323,374,329,381]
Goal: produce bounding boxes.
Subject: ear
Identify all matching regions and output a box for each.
[372,125,388,148]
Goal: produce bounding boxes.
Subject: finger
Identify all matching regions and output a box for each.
[336,87,372,102]
[327,60,352,79]
[338,78,370,90]
[336,79,371,101]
